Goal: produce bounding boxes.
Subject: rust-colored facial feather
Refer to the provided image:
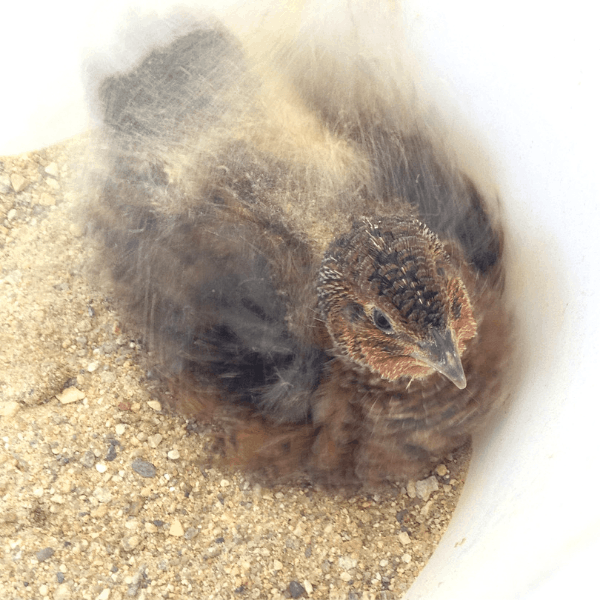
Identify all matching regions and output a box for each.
[318,216,476,384]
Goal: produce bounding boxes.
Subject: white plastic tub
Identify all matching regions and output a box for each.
[2,2,598,598]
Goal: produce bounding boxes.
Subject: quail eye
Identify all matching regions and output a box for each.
[372,309,393,333]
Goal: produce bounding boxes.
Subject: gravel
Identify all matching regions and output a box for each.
[0,138,471,599]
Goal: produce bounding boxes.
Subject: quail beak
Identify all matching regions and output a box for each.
[412,328,467,390]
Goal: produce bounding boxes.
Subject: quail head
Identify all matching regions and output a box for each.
[318,216,476,389]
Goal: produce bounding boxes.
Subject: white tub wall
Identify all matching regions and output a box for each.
[1,2,599,599]
[2,3,90,156]
[403,3,600,599]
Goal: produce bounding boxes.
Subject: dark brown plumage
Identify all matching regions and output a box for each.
[84,11,511,486]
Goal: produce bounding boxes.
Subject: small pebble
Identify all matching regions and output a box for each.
[115,424,126,435]
[167,449,180,460]
[289,580,306,598]
[436,464,448,477]
[87,361,99,373]
[35,547,55,562]
[147,400,162,411]
[69,223,84,237]
[38,192,56,206]
[147,433,162,448]
[121,536,140,551]
[93,487,113,503]
[56,387,85,405]
[415,476,439,501]
[420,499,434,517]
[205,546,222,559]
[10,173,27,193]
[338,557,357,570]
[96,463,107,473]
[45,162,59,177]
[81,451,95,468]
[131,458,156,478]
[395,509,408,524]
[91,505,108,518]
[169,519,184,537]
[273,559,283,571]
[398,532,411,546]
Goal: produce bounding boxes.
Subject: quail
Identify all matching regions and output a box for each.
[85,13,511,485]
